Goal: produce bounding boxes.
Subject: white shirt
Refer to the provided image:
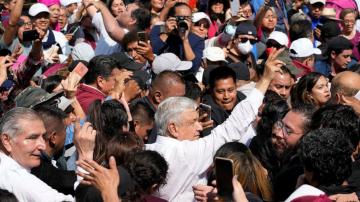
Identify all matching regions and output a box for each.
[0,152,74,202]
[43,29,71,63]
[146,88,264,201]
[92,12,128,55]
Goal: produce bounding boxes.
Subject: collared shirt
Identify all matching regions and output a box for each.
[146,88,264,201]
[0,152,74,202]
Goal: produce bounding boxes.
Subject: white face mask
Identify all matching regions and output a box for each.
[237,40,253,55]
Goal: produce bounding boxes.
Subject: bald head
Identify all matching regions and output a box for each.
[331,71,360,103]
[150,71,186,107]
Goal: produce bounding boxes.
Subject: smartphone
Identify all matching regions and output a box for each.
[215,157,234,200]
[65,62,89,86]
[22,30,39,42]
[316,23,323,30]
[230,0,240,16]
[137,31,148,43]
[72,62,88,78]
[199,103,211,122]
[67,26,80,35]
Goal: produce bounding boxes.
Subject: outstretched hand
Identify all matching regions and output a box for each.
[74,119,96,160]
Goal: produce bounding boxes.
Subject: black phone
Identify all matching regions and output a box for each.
[22,30,39,42]
[137,31,148,44]
[199,103,211,122]
[316,23,323,30]
[215,157,234,200]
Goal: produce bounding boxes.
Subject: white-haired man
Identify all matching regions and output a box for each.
[146,49,285,201]
[0,107,74,201]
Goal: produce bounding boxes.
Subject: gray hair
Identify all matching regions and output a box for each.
[0,107,42,139]
[155,97,197,137]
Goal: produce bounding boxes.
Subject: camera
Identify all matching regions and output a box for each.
[175,16,189,33]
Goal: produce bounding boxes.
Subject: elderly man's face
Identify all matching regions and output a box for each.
[4,119,46,169]
[173,109,203,140]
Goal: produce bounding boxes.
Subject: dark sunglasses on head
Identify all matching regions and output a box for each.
[194,21,210,29]
[266,39,284,49]
[239,38,257,44]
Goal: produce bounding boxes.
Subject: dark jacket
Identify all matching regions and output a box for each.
[201,91,246,136]
[150,25,204,73]
[31,155,77,196]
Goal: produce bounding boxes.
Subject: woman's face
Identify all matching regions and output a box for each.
[151,0,164,12]
[191,19,210,38]
[211,2,224,14]
[342,12,356,34]
[262,9,277,30]
[49,4,60,24]
[111,0,126,17]
[271,121,287,158]
[310,76,330,106]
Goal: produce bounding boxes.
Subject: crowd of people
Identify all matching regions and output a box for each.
[0,0,359,201]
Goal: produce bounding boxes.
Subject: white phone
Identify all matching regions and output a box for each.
[230,0,241,16]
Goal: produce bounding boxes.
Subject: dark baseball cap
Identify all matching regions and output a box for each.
[110,52,144,71]
[235,22,257,37]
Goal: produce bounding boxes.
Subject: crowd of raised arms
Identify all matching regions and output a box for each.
[0,0,359,201]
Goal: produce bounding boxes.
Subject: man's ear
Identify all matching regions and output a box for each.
[48,131,57,148]
[129,17,137,26]
[1,134,12,153]
[330,50,337,60]
[167,122,178,138]
[337,93,346,104]
[154,90,163,105]
[96,76,106,90]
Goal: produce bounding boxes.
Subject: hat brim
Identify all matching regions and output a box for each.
[123,61,144,71]
[176,61,193,71]
[33,91,63,108]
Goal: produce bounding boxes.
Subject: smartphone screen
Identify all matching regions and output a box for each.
[199,103,211,122]
[215,157,234,200]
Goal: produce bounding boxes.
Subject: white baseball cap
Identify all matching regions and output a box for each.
[152,53,192,74]
[60,0,80,7]
[192,12,211,24]
[202,47,227,62]
[28,3,50,17]
[289,38,321,58]
[309,0,325,5]
[267,31,289,47]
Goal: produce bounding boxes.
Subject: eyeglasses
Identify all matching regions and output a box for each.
[194,21,210,29]
[237,37,257,44]
[17,20,32,27]
[343,20,355,25]
[275,121,302,137]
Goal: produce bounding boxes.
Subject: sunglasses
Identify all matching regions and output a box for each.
[266,40,284,49]
[238,37,257,44]
[194,21,210,29]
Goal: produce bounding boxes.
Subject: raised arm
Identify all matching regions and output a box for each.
[184,48,286,172]
[2,0,24,46]
[91,1,126,43]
